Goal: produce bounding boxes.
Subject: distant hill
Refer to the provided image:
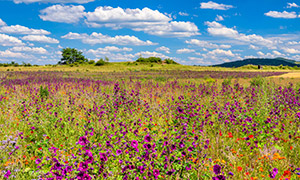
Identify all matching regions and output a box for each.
[214,57,300,67]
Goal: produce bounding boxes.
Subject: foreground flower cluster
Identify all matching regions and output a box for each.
[0,71,299,179]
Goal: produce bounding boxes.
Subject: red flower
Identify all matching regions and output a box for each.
[249,135,254,138]
[237,166,242,172]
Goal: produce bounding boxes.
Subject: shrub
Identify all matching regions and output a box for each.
[164,58,178,64]
[95,59,107,66]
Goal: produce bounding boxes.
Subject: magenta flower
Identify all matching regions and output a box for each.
[131,140,139,148]
[99,153,108,162]
[153,169,160,179]
[269,168,278,178]
[78,136,89,146]
[116,149,122,155]
[144,134,152,142]
[79,162,89,171]
[4,170,11,179]
[35,158,42,164]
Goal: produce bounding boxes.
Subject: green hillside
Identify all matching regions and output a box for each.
[214,57,300,67]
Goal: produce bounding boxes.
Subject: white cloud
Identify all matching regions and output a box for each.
[0,50,24,58]
[40,5,86,23]
[264,11,298,19]
[185,39,231,49]
[287,3,299,8]
[205,21,275,48]
[14,0,94,4]
[156,46,170,53]
[257,51,264,56]
[282,47,300,54]
[87,46,134,60]
[188,57,204,63]
[85,6,200,37]
[9,46,48,54]
[61,32,157,46]
[22,35,59,44]
[207,49,235,56]
[88,46,132,53]
[176,48,195,54]
[272,50,282,56]
[0,19,6,26]
[249,44,260,50]
[86,6,171,24]
[179,12,189,16]
[136,51,170,59]
[0,25,50,35]
[287,41,300,45]
[215,15,224,21]
[200,1,233,10]
[0,34,25,46]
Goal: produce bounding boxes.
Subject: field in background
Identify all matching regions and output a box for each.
[0,66,300,179]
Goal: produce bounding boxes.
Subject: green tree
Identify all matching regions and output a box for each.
[58,48,88,65]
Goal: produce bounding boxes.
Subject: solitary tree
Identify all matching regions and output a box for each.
[58,48,88,64]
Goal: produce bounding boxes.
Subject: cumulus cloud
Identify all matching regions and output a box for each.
[264,11,298,19]
[205,21,275,48]
[0,34,25,46]
[0,19,6,26]
[287,3,299,8]
[155,46,170,53]
[40,5,86,23]
[0,25,50,35]
[136,51,170,59]
[22,35,59,43]
[9,46,48,54]
[249,44,260,50]
[87,46,134,60]
[85,6,200,37]
[282,47,300,54]
[176,48,195,54]
[200,1,233,10]
[215,15,224,21]
[0,50,25,58]
[61,32,157,46]
[86,6,171,24]
[185,39,231,49]
[188,57,204,63]
[207,49,235,56]
[14,0,94,4]
[257,51,264,56]
[272,50,282,56]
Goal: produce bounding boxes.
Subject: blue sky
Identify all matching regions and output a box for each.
[0,0,300,65]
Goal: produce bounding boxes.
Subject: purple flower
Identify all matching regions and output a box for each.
[188,147,193,152]
[144,135,152,142]
[269,168,278,178]
[131,140,139,148]
[79,162,89,171]
[78,136,89,146]
[143,143,152,150]
[213,164,221,175]
[170,144,176,151]
[99,153,108,162]
[153,169,160,179]
[35,158,42,164]
[4,170,11,179]
[212,175,226,180]
[77,173,91,180]
[116,149,122,155]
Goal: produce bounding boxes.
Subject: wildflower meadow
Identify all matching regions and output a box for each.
[0,70,299,180]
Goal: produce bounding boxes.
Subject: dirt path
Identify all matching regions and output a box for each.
[274,72,300,78]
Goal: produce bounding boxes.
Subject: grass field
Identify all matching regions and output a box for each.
[0,65,300,179]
